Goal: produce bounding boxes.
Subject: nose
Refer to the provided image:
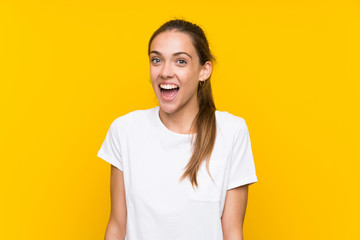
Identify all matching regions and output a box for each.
[160,61,174,79]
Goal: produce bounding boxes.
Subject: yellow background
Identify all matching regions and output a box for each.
[1,0,359,239]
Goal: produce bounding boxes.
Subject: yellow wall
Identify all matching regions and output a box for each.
[1,0,359,239]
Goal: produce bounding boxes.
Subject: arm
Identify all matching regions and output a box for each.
[221,184,249,240]
[105,165,127,240]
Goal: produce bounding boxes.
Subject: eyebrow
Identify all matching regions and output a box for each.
[149,50,192,59]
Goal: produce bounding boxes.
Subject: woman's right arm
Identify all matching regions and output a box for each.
[105,165,127,240]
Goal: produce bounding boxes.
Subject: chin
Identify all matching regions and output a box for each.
[158,103,178,115]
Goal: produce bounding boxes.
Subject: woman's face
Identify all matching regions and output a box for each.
[149,30,210,116]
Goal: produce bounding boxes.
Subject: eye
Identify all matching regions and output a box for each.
[176,59,187,65]
[150,58,161,64]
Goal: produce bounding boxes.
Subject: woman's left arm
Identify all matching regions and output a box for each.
[221,184,249,240]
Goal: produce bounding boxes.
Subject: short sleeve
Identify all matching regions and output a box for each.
[97,120,123,171]
[227,119,258,190]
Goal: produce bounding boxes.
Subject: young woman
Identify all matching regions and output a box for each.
[97,19,258,240]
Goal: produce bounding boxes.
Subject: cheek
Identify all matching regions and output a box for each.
[151,80,158,92]
[181,71,199,86]
[149,66,159,77]
[149,69,155,79]
[178,69,195,81]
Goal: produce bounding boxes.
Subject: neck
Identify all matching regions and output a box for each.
[159,103,199,135]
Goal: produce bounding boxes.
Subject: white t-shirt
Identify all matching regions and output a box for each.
[97,106,258,240]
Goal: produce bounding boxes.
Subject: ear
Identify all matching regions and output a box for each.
[198,61,213,82]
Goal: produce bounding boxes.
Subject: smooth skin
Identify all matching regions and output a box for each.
[104,166,127,240]
[221,185,249,240]
[104,30,249,240]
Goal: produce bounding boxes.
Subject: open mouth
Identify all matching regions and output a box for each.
[159,84,179,99]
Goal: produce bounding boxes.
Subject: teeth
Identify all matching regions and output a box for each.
[160,84,179,90]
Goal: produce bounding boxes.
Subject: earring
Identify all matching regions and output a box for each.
[199,80,206,86]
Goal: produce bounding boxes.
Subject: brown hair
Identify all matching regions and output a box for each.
[148,18,217,189]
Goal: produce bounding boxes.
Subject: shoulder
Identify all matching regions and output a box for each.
[215,109,248,133]
[215,110,246,130]
[110,107,157,132]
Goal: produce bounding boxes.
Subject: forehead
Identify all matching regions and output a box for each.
[150,30,196,56]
